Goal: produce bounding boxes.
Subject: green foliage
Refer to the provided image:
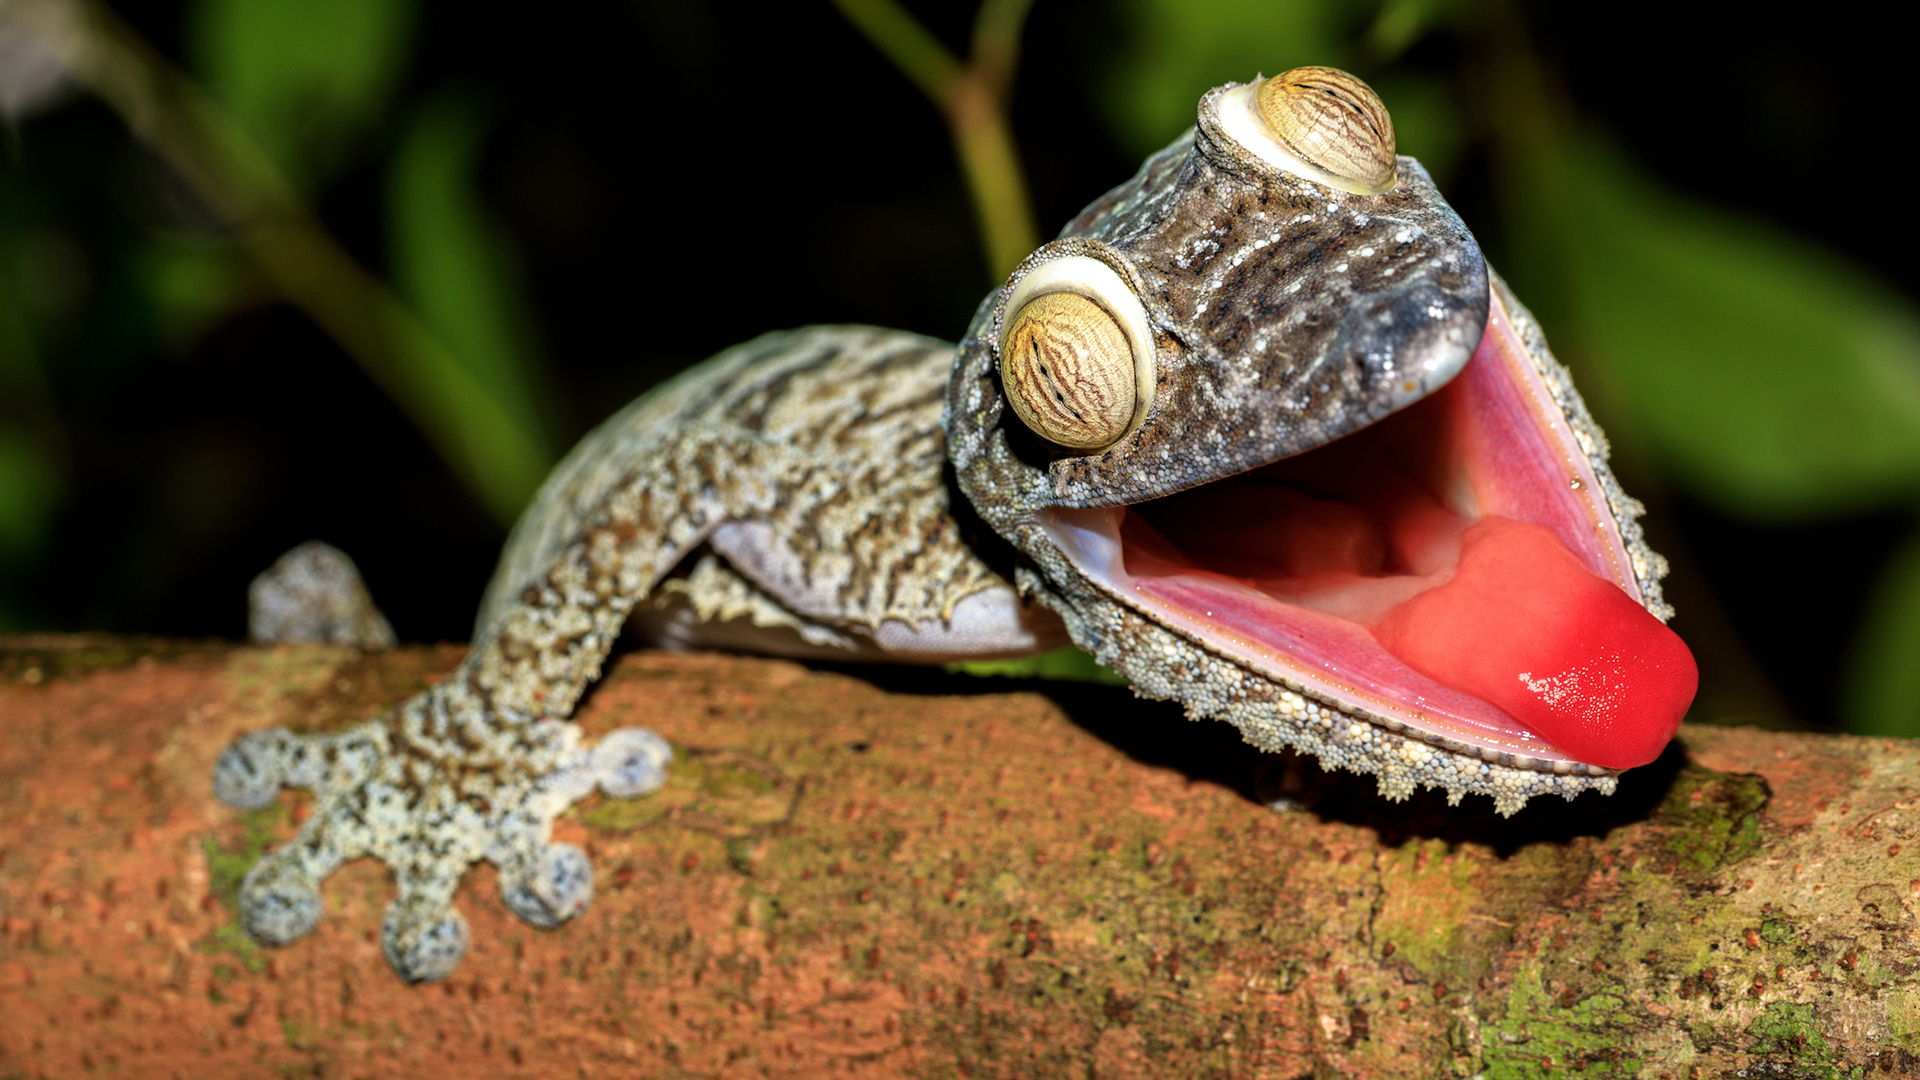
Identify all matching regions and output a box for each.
[1508,137,1920,521]
[182,0,558,527]
[387,94,556,512]
[189,0,419,189]
[1843,533,1920,737]
[948,645,1127,685]
[1101,0,1343,154]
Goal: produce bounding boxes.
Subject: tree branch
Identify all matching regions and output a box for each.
[3,637,1914,1076]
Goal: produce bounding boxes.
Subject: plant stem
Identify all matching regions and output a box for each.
[830,0,1039,280]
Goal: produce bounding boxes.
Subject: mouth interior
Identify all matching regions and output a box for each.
[1129,386,1471,628]
[1042,307,1697,770]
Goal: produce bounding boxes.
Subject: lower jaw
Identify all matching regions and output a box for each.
[1039,503,1580,766]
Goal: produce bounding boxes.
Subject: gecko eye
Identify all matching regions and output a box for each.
[1218,66,1397,195]
[997,255,1155,452]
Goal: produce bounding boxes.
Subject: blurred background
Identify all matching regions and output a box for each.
[3,0,1918,738]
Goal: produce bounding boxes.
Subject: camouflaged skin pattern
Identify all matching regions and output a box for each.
[214,327,1028,982]
[949,84,1490,515]
[476,328,1008,642]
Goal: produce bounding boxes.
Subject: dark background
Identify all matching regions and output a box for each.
[5,0,1917,734]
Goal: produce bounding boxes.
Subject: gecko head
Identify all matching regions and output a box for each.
[951,66,1487,508]
[946,68,1696,798]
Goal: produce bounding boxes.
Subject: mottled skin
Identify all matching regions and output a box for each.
[217,328,1058,981]
[215,80,1670,981]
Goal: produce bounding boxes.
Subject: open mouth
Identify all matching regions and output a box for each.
[1039,289,1697,770]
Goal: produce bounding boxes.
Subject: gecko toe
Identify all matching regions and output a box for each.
[380,896,470,984]
[213,728,296,809]
[591,727,673,798]
[500,842,594,930]
[239,856,324,946]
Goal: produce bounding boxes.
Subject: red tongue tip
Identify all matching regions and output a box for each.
[1372,519,1698,769]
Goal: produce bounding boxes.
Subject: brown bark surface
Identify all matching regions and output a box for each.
[0,635,1916,1078]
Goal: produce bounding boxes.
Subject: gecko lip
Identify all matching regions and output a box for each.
[1038,286,1686,772]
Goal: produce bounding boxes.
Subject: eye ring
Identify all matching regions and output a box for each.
[1213,66,1397,196]
[997,255,1156,452]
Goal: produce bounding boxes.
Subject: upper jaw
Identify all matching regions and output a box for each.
[945,107,1491,520]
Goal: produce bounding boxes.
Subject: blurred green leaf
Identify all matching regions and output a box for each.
[134,235,261,350]
[1360,0,1458,62]
[1103,0,1343,154]
[1843,529,1920,738]
[189,0,417,188]
[948,645,1127,685]
[1511,138,1920,519]
[0,429,59,563]
[0,265,64,628]
[0,427,58,553]
[1367,73,1464,189]
[386,94,555,520]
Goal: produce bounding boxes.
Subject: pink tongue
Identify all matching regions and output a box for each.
[1371,519,1697,768]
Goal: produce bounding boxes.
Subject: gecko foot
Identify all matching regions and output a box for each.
[212,713,673,982]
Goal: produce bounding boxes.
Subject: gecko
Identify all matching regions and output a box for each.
[213,68,1696,982]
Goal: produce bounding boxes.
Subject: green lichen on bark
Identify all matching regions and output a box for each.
[1657,767,1768,878]
[1482,968,1637,1078]
[1745,1001,1861,1080]
[200,802,289,974]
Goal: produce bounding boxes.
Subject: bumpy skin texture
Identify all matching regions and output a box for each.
[215,329,1057,981]
[949,86,1488,519]
[996,89,1490,508]
[214,84,1675,980]
[248,541,397,649]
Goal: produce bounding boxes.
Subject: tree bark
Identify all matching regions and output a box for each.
[0,635,1915,1078]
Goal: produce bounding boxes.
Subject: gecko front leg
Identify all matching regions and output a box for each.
[213,326,1054,981]
[214,424,728,979]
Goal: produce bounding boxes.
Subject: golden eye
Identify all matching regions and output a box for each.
[1001,293,1135,451]
[1254,67,1396,194]
[996,254,1156,452]
[1212,66,1399,195]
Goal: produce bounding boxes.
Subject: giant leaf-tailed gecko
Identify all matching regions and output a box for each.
[214,69,1696,982]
